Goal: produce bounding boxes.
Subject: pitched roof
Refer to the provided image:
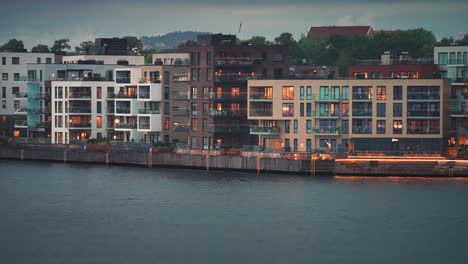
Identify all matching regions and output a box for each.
[307,26,374,41]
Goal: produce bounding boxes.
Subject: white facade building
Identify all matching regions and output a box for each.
[1,52,55,137]
[62,55,144,65]
[51,68,162,144]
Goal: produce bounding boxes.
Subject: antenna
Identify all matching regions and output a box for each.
[239,20,243,40]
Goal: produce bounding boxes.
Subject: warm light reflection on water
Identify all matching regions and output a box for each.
[334,176,468,182]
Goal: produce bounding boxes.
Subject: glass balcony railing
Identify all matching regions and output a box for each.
[209,110,245,117]
[249,126,280,135]
[115,123,137,129]
[14,92,28,98]
[352,127,372,134]
[68,107,91,114]
[407,110,440,117]
[407,94,440,100]
[314,112,341,118]
[352,110,373,117]
[68,92,91,99]
[352,94,372,100]
[14,107,28,113]
[407,128,440,134]
[215,57,259,66]
[69,123,92,128]
[139,109,160,114]
[14,120,27,127]
[215,74,261,82]
[249,110,273,116]
[249,94,273,100]
[313,127,340,135]
[116,107,131,114]
[139,123,150,130]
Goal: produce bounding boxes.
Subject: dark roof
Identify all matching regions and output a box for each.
[307,26,373,41]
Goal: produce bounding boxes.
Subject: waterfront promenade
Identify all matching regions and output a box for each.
[1,143,467,177]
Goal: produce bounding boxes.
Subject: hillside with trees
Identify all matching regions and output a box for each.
[141,31,211,50]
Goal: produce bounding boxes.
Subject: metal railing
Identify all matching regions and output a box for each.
[249,110,273,116]
[407,110,440,117]
[249,126,280,135]
[139,109,160,114]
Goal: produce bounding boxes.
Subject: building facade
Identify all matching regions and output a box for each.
[434,46,468,145]
[348,52,438,79]
[178,34,288,150]
[1,52,56,138]
[248,79,450,154]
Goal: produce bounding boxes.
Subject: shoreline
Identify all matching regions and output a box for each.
[1,145,467,177]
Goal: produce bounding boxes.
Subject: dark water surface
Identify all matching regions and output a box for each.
[1,160,468,264]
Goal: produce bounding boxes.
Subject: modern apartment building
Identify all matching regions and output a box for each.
[348,52,438,79]
[50,54,190,144]
[51,68,161,144]
[434,46,468,145]
[62,55,144,65]
[178,34,288,150]
[247,79,450,154]
[1,52,56,137]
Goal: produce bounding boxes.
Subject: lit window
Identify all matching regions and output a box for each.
[231,87,240,97]
[14,130,20,137]
[282,86,294,100]
[282,103,294,117]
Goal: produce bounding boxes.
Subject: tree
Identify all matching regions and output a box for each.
[124,36,143,55]
[51,39,71,55]
[31,44,50,53]
[274,32,294,45]
[437,37,455,46]
[247,36,271,45]
[456,34,468,45]
[0,39,25,52]
[75,41,95,55]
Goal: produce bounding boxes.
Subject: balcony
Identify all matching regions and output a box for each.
[313,127,340,136]
[14,107,28,114]
[68,107,91,114]
[34,93,51,100]
[215,73,261,83]
[172,92,189,100]
[352,110,373,117]
[115,107,131,114]
[213,126,242,133]
[138,123,150,130]
[173,109,189,116]
[316,96,340,102]
[407,110,440,118]
[31,122,51,129]
[114,93,137,99]
[352,94,372,100]
[69,123,92,128]
[352,127,372,134]
[172,74,189,82]
[173,124,190,132]
[214,94,245,101]
[138,78,161,84]
[249,109,273,117]
[451,110,468,117]
[249,126,280,135]
[115,123,137,129]
[68,92,91,99]
[215,57,259,67]
[209,110,245,118]
[407,128,440,134]
[314,112,341,119]
[14,92,28,99]
[249,94,273,101]
[139,108,160,114]
[116,77,131,84]
[14,120,27,127]
[407,94,440,101]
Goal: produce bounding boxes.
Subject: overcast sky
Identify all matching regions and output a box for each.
[1,0,467,49]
